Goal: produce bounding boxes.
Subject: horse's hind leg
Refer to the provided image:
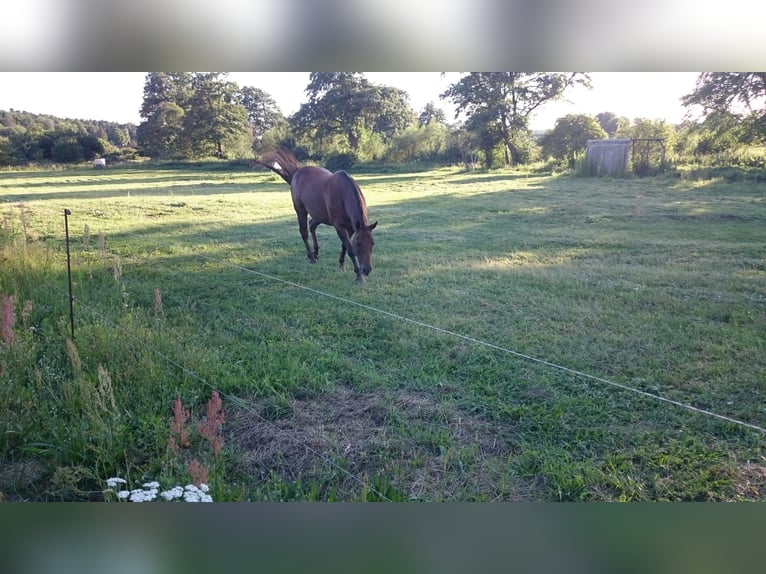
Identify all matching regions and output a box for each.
[297,212,317,262]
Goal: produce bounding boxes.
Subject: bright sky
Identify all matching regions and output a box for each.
[0,72,701,131]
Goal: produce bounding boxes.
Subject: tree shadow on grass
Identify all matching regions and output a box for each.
[5,174,765,500]
[0,169,285,203]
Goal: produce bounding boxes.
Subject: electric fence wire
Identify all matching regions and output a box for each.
[48,204,764,502]
[16,201,762,502]
[195,253,766,435]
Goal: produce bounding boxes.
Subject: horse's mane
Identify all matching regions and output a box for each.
[335,170,369,226]
[252,147,301,184]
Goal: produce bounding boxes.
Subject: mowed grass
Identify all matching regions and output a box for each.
[1,164,764,501]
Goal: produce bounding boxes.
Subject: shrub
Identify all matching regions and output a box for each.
[325,151,358,172]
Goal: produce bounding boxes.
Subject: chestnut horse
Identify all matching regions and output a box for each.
[255,148,377,282]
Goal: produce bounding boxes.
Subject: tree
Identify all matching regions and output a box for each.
[464,107,504,168]
[77,134,105,160]
[291,72,415,156]
[445,128,480,167]
[137,72,250,159]
[138,73,193,158]
[441,73,591,166]
[418,102,447,127]
[540,114,607,167]
[106,125,130,147]
[139,73,193,120]
[617,118,675,175]
[367,85,415,141]
[292,73,368,152]
[184,73,249,158]
[50,137,83,163]
[136,101,186,159]
[701,112,749,155]
[19,126,50,161]
[0,110,134,166]
[238,85,286,151]
[0,136,12,166]
[386,120,449,163]
[682,73,766,142]
[595,112,629,138]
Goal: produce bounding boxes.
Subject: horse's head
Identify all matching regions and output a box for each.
[353,221,378,276]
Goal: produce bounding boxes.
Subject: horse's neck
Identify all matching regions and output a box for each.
[349,182,368,225]
[337,171,368,225]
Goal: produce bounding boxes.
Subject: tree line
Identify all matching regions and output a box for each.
[0,110,137,166]
[1,72,764,171]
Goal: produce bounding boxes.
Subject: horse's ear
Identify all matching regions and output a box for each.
[369,221,378,231]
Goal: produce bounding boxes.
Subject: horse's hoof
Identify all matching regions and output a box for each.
[355,275,366,283]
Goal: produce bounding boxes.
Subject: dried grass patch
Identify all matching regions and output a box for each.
[229,383,524,500]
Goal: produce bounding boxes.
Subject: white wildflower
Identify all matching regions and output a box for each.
[105,477,213,502]
[160,487,184,501]
[129,488,157,502]
[182,485,213,502]
[183,490,202,502]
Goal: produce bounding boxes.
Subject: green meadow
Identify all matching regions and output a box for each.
[1,164,764,501]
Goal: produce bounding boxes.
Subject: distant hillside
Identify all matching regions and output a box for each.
[0,109,138,166]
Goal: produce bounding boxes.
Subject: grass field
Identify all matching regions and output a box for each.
[1,163,764,501]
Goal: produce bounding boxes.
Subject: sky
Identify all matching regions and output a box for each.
[0,72,701,132]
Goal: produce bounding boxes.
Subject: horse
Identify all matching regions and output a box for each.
[254,148,377,282]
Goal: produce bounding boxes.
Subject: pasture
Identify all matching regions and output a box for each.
[1,164,764,501]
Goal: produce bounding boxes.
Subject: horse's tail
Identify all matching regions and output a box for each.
[252,147,301,185]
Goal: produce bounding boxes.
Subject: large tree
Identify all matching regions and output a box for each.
[137,72,249,159]
[682,73,766,142]
[137,73,194,158]
[441,73,591,166]
[184,73,248,158]
[139,73,193,120]
[368,85,415,141]
[238,85,285,151]
[136,102,186,159]
[291,72,414,153]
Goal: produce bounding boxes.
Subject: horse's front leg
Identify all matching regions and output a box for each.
[334,227,362,281]
[308,218,320,261]
[338,243,347,271]
[298,213,317,262]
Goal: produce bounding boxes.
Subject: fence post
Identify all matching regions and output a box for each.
[64,209,75,339]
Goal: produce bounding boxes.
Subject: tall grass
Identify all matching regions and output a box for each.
[1,165,764,501]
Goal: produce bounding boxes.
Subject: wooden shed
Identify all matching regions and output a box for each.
[585,139,631,176]
[585,138,667,176]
